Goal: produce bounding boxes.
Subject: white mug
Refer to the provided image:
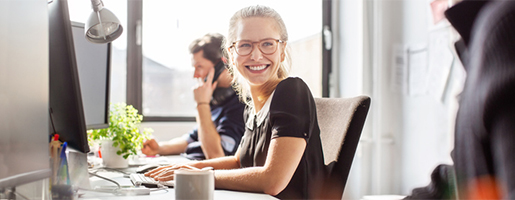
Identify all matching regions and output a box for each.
[175,168,214,200]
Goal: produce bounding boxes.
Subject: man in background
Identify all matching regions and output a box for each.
[141,33,245,160]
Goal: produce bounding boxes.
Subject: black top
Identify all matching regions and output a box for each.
[238,77,326,199]
[184,87,246,160]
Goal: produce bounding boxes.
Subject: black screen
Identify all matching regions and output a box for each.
[49,0,89,153]
[71,22,111,130]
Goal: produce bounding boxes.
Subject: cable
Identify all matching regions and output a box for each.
[100,167,131,175]
[88,172,121,189]
[78,187,117,194]
[49,108,57,134]
[149,187,169,193]
[86,172,151,196]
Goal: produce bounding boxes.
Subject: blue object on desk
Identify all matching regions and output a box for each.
[57,142,70,185]
[60,142,67,156]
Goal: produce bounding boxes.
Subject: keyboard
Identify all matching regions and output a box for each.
[130,173,174,188]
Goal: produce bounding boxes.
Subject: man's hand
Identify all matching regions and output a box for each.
[193,67,218,105]
[141,139,160,156]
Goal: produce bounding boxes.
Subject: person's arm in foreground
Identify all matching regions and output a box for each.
[490,108,515,199]
[465,3,515,198]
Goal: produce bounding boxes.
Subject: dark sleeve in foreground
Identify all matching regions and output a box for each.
[454,1,515,199]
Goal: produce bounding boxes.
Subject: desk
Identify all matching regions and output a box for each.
[80,156,277,200]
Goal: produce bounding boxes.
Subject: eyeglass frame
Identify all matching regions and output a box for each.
[229,38,285,56]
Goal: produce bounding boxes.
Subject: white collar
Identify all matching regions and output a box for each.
[246,91,275,130]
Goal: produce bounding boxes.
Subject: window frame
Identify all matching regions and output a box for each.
[322,0,332,97]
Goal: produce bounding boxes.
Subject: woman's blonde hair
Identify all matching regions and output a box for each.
[223,5,292,106]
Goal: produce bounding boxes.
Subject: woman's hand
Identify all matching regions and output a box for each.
[144,164,200,181]
[193,67,218,105]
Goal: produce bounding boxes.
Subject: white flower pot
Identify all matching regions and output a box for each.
[100,140,128,168]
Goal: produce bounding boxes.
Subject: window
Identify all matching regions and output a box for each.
[127,1,324,121]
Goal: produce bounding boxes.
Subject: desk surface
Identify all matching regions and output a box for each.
[80,189,276,200]
[80,155,277,200]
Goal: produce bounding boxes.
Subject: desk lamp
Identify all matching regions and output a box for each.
[85,0,123,43]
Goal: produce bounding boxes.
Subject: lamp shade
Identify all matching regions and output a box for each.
[85,7,123,44]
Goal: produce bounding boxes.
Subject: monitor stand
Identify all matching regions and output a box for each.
[66,148,91,190]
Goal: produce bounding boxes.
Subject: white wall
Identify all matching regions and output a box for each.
[140,122,197,141]
[337,0,466,198]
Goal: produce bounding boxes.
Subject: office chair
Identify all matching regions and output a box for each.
[315,96,371,199]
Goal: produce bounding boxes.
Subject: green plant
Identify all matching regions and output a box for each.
[88,102,152,159]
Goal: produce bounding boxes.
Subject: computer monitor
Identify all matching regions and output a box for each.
[48,0,89,153]
[0,2,51,189]
[70,21,111,130]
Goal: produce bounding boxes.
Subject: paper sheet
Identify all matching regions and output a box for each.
[408,44,428,96]
[390,45,408,94]
[426,28,454,102]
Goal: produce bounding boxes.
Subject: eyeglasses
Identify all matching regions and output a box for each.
[230,39,284,56]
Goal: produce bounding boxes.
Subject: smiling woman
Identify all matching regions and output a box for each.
[144,5,326,199]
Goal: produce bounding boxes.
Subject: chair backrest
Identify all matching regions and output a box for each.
[315,96,371,199]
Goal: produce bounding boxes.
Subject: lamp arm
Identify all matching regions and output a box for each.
[90,0,104,12]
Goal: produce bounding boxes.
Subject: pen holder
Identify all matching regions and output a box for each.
[50,141,74,199]
[50,142,70,186]
[51,184,76,200]
[55,153,71,186]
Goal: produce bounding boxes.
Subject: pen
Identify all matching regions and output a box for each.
[50,134,61,182]
[59,142,67,158]
[57,142,69,185]
[50,134,60,158]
